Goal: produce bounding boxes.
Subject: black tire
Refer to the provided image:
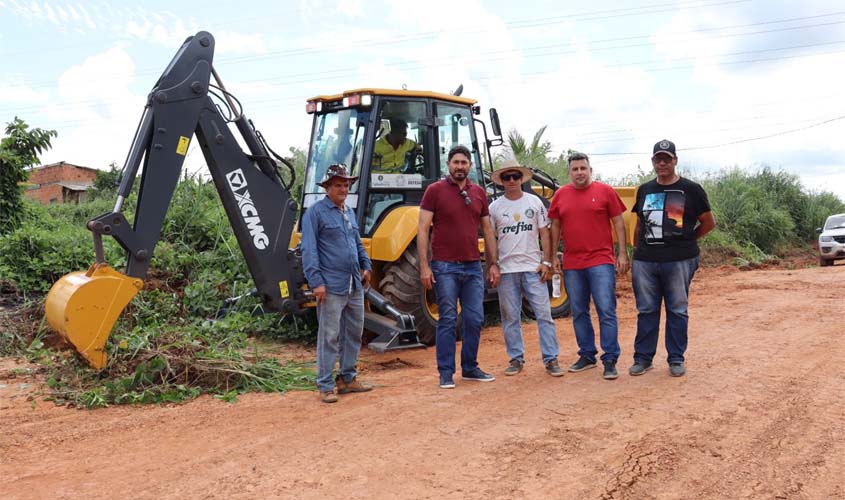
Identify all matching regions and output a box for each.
[522,279,571,319]
[379,245,459,345]
[820,256,833,267]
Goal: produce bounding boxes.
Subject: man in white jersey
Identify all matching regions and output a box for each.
[489,160,563,377]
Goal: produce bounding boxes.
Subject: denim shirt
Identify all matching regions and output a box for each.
[301,196,372,295]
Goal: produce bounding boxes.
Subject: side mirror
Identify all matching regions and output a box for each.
[489,108,502,138]
[816,227,823,233]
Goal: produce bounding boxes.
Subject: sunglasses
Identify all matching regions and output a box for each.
[459,189,472,206]
[501,172,523,182]
[341,210,353,230]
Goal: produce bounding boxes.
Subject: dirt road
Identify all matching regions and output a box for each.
[1,266,843,499]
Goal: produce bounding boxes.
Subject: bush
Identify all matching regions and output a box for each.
[0,171,318,407]
[0,222,123,293]
[699,166,844,259]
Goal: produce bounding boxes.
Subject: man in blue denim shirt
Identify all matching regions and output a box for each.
[302,164,374,403]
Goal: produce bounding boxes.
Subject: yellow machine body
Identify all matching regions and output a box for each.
[45,263,144,370]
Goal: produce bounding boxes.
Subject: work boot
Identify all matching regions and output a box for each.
[336,375,373,394]
[545,359,564,377]
[504,359,524,376]
[669,362,686,377]
[629,361,654,376]
[603,360,619,380]
[568,356,597,372]
[320,391,338,404]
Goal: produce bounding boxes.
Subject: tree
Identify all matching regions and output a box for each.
[496,125,569,181]
[286,145,307,200]
[90,161,123,200]
[0,117,57,233]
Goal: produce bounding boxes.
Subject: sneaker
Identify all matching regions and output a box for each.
[320,391,338,404]
[335,376,373,394]
[461,368,496,382]
[439,374,455,389]
[629,361,654,376]
[505,359,524,376]
[545,359,564,377]
[669,362,686,377]
[568,356,598,373]
[603,360,619,380]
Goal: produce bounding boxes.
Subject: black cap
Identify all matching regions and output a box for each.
[652,139,676,158]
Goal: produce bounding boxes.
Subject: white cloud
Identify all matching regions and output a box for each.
[39,45,145,170]
[337,0,362,18]
[0,78,49,105]
[214,31,268,56]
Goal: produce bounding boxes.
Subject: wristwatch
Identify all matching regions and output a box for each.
[541,260,553,267]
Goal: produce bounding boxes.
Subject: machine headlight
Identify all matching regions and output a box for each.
[820,235,833,242]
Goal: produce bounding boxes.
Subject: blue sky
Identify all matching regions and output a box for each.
[2,0,844,200]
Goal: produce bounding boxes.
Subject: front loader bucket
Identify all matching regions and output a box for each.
[45,264,144,370]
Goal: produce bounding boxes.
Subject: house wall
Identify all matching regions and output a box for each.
[24,163,97,204]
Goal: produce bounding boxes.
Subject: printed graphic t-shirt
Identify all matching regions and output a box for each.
[631,177,712,262]
[489,193,550,273]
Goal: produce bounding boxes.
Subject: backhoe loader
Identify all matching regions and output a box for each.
[45,31,631,370]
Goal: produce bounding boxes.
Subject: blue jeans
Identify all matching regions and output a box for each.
[497,271,559,364]
[631,257,699,364]
[315,288,365,392]
[431,260,484,376]
[563,264,620,363]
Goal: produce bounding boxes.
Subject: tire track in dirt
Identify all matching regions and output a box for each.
[2,267,844,499]
[597,268,845,500]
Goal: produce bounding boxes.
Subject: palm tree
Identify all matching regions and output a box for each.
[495,125,568,181]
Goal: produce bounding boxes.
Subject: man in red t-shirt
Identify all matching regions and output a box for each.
[549,151,629,380]
[418,145,499,389]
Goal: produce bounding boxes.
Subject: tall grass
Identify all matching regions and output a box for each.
[0,172,316,407]
[701,166,843,263]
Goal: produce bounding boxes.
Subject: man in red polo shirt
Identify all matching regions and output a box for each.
[418,145,499,389]
[550,151,629,380]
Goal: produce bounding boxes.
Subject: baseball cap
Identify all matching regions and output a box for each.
[652,139,676,158]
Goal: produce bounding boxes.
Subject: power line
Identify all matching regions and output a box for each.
[15,42,844,131]
[1,0,814,91]
[587,114,845,156]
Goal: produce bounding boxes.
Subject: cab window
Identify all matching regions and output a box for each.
[434,103,481,183]
[364,100,428,233]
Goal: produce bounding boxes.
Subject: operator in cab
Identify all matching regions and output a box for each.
[372,117,420,173]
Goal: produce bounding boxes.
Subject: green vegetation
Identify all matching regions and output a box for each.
[0,118,57,234]
[496,126,570,180]
[698,167,844,264]
[0,150,315,408]
[1,118,842,408]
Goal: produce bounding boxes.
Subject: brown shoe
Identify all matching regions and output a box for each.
[336,376,373,394]
[320,391,338,403]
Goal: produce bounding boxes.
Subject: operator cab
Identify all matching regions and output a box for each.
[302,89,491,235]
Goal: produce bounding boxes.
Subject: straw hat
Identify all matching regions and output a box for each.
[491,159,533,185]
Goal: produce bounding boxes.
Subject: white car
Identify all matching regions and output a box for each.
[818,213,845,266]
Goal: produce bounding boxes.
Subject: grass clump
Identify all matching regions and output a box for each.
[0,172,318,408]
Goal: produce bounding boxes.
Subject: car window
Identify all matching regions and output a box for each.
[824,215,845,230]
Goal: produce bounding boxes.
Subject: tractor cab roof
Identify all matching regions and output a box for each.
[307,88,477,106]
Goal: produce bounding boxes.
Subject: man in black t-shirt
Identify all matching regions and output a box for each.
[629,140,716,378]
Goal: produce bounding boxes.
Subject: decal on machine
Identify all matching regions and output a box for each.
[226,169,270,250]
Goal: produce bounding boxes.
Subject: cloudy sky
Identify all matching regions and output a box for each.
[2,0,844,200]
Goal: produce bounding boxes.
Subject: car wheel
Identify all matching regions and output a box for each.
[819,256,833,267]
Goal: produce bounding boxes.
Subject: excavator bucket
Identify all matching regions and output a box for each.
[45,263,144,370]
